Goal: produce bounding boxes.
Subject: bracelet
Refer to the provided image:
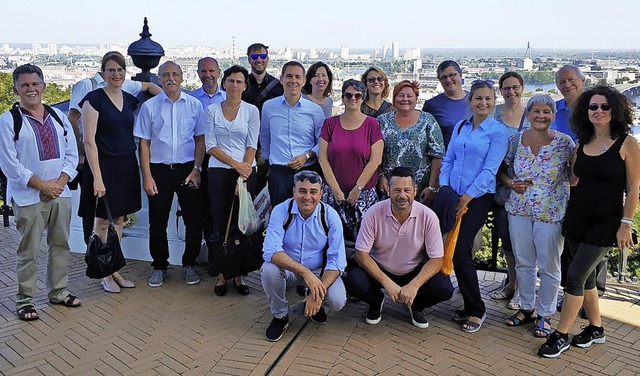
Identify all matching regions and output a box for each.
[621,218,634,225]
[428,186,439,193]
[622,217,634,222]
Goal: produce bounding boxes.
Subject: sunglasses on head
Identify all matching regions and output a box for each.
[294,171,322,185]
[588,103,611,111]
[250,53,268,60]
[471,79,495,86]
[343,92,363,100]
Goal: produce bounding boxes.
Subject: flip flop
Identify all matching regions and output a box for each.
[505,309,537,327]
[50,294,81,308]
[17,305,39,321]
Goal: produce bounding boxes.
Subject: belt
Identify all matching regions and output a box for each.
[151,162,193,170]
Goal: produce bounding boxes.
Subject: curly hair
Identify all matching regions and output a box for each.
[570,85,633,145]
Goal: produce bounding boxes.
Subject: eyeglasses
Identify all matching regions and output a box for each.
[366,76,385,84]
[472,79,495,86]
[343,92,363,100]
[501,85,522,92]
[438,72,459,81]
[225,78,245,85]
[588,103,611,111]
[104,67,125,75]
[294,171,323,185]
[250,53,268,60]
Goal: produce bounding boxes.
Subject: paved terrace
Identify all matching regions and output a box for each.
[1,222,639,376]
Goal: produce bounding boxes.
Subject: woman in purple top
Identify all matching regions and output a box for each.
[319,79,384,241]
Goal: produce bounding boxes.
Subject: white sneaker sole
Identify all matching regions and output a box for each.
[573,336,606,348]
[539,342,570,358]
[365,297,385,325]
[409,307,429,329]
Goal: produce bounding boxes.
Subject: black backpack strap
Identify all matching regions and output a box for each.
[9,103,67,141]
[373,100,390,118]
[257,77,280,108]
[319,202,330,276]
[283,199,296,231]
[456,119,465,136]
[43,104,66,134]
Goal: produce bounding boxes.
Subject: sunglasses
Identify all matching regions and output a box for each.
[250,53,268,60]
[343,92,363,100]
[366,76,385,83]
[588,103,611,111]
[471,79,495,86]
[294,171,322,184]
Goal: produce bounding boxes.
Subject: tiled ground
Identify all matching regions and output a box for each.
[1,222,639,376]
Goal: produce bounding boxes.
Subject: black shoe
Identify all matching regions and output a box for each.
[579,307,588,320]
[234,280,250,296]
[571,324,605,348]
[538,331,570,358]
[214,283,227,296]
[409,306,429,329]
[296,285,308,297]
[311,307,327,325]
[365,294,385,325]
[265,315,289,342]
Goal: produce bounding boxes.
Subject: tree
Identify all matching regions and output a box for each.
[0,72,17,112]
[42,82,71,105]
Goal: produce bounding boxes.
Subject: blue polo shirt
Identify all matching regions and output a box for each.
[551,99,577,141]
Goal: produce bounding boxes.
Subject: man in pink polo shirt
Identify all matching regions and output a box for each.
[343,167,454,328]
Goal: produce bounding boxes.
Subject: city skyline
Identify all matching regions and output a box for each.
[5,0,640,50]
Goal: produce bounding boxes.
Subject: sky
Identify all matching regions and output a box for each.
[3,0,639,50]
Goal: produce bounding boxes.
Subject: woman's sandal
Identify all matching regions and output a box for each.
[505,309,537,327]
[533,316,552,338]
[490,286,514,300]
[17,305,39,321]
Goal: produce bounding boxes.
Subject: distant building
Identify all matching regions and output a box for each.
[391,41,400,60]
[309,46,318,59]
[382,44,389,60]
[48,44,58,56]
[517,42,534,70]
[340,46,349,60]
[404,47,421,61]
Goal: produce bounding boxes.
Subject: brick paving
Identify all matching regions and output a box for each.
[1,222,639,375]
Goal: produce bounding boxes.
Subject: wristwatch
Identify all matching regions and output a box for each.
[428,186,439,193]
[193,165,202,172]
[304,152,311,161]
[356,185,363,191]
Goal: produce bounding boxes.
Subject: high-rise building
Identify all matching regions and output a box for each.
[32,43,41,55]
[309,46,318,59]
[382,44,389,60]
[48,43,58,56]
[340,46,349,60]
[391,41,400,60]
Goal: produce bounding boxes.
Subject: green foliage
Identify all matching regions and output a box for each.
[0,72,17,112]
[42,82,71,105]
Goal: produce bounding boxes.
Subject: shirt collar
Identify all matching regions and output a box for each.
[556,98,569,111]
[198,85,223,98]
[383,199,418,218]
[463,115,494,131]
[280,95,302,108]
[290,199,321,219]
[93,72,106,86]
[158,90,187,103]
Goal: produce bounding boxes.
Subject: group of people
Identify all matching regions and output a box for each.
[1,46,638,360]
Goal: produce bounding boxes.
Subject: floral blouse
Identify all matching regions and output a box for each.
[378,111,445,190]
[504,130,575,223]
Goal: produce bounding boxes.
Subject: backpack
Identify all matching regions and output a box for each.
[283,199,330,275]
[9,102,67,141]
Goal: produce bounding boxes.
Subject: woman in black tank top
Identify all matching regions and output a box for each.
[539,85,640,358]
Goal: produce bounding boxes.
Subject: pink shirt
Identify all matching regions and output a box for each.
[356,200,444,275]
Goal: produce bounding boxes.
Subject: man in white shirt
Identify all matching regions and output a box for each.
[68,51,161,243]
[134,61,206,287]
[0,64,80,321]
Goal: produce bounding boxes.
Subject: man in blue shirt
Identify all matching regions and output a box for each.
[134,61,206,288]
[260,61,325,207]
[551,65,584,141]
[189,57,226,277]
[422,60,471,148]
[261,171,347,341]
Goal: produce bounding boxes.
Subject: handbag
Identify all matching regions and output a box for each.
[211,200,264,279]
[84,196,126,279]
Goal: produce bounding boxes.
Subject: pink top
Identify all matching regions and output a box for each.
[320,115,383,193]
[355,200,444,275]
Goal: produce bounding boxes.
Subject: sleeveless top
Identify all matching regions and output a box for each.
[562,136,627,246]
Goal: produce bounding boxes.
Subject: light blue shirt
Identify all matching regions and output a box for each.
[134,91,206,164]
[262,198,347,273]
[188,86,226,109]
[260,96,324,166]
[439,116,509,198]
[551,99,577,141]
[205,101,260,169]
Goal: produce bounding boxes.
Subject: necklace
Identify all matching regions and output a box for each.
[223,100,241,110]
[602,143,609,152]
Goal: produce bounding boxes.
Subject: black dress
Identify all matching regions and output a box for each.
[78,89,141,219]
[562,136,627,246]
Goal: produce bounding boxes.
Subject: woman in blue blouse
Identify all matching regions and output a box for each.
[205,65,260,296]
[439,80,509,333]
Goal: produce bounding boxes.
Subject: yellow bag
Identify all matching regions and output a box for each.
[441,207,468,276]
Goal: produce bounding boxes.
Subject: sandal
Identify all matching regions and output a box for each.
[490,286,514,300]
[533,316,552,338]
[507,292,521,310]
[452,309,468,323]
[50,294,81,308]
[462,313,487,333]
[505,309,537,327]
[17,305,39,321]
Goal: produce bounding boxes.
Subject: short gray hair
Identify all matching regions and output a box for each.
[13,64,44,89]
[526,94,557,113]
[555,65,585,82]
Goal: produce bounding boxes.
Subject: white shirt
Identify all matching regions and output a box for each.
[133,91,206,164]
[69,72,143,136]
[205,101,260,169]
[0,107,78,206]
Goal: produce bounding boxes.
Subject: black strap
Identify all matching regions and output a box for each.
[455,119,465,136]
[257,78,280,107]
[372,101,390,118]
[95,195,115,224]
[517,112,526,132]
[9,103,67,141]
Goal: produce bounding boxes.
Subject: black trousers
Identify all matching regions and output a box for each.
[208,167,257,276]
[268,162,321,207]
[452,193,493,318]
[344,263,454,312]
[561,241,607,296]
[148,162,202,270]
